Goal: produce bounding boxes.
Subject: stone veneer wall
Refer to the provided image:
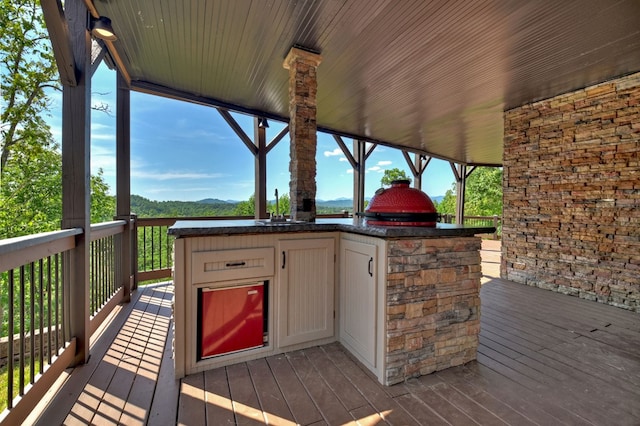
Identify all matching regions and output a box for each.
[503,72,640,312]
[283,47,322,222]
[385,237,482,385]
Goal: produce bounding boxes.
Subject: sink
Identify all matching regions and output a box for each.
[255,220,306,226]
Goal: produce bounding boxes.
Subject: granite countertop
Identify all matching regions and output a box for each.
[167,217,495,238]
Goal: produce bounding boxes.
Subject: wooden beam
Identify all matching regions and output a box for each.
[61,0,91,365]
[266,125,289,154]
[217,109,258,155]
[102,39,131,85]
[333,135,357,169]
[364,143,377,161]
[41,0,78,86]
[90,39,107,77]
[402,151,419,179]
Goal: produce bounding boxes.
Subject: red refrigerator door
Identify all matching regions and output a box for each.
[200,283,264,358]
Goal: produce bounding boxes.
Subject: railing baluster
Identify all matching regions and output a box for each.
[151,226,155,271]
[8,270,14,409]
[30,263,35,385]
[110,235,115,295]
[39,258,44,375]
[47,256,53,364]
[143,226,147,271]
[19,265,25,396]
[60,252,66,344]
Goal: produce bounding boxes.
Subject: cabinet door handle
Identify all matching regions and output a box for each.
[368,257,373,277]
[225,261,246,267]
[282,251,286,269]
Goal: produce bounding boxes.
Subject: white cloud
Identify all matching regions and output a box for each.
[91,123,113,131]
[91,133,115,141]
[339,157,348,162]
[377,160,392,166]
[132,170,227,181]
[346,169,353,174]
[368,166,382,172]
[324,148,343,157]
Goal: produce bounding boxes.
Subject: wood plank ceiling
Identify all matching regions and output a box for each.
[92,0,640,165]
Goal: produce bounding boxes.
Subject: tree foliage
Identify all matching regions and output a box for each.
[437,167,503,217]
[233,192,291,217]
[131,194,238,218]
[0,0,114,238]
[0,0,59,171]
[380,168,411,187]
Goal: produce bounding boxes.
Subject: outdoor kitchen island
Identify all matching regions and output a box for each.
[168,218,494,385]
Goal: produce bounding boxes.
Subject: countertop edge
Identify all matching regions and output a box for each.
[167,219,496,239]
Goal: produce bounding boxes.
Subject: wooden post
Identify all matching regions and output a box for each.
[61,0,91,365]
[254,117,268,219]
[353,139,366,214]
[116,71,133,300]
[456,164,467,225]
[450,163,476,225]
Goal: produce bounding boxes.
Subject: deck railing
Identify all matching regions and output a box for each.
[0,220,128,424]
[0,229,80,418]
[441,214,501,239]
[89,221,128,334]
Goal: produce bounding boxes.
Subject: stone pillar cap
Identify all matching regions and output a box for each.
[283,45,323,69]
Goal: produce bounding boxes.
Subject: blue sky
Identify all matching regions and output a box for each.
[47,63,455,202]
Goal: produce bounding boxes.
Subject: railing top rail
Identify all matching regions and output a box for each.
[464,215,501,220]
[90,220,127,241]
[135,214,350,226]
[0,228,82,272]
[135,216,254,226]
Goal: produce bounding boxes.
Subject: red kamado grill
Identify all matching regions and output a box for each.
[359,179,439,227]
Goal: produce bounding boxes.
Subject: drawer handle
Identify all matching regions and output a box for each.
[225,261,246,267]
[368,257,373,277]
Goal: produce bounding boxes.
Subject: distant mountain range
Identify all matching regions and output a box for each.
[197,195,445,206]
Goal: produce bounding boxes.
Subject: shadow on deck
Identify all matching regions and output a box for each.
[33,243,640,425]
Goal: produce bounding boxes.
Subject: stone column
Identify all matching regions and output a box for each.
[283,47,322,222]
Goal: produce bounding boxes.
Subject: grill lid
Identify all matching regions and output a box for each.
[359,180,438,226]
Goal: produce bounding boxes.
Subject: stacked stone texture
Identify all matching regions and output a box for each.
[503,72,640,312]
[284,48,322,222]
[385,237,482,385]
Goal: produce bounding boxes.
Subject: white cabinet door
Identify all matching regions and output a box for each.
[277,238,335,347]
[340,239,377,368]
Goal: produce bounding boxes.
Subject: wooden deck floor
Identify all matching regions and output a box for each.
[34,242,640,425]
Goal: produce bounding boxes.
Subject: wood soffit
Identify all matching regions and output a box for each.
[86,0,640,166]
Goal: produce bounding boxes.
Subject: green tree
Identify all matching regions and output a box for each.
[269,192,290,217]
[465,167,502,216]
[381,168,411,187]
[0,0,58,171]
[437,188,456,215]
[91,169,116,223]
[234,194,255,216]
[0,0,115,238]
[0,143,62,237]
[436,167,502,217]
